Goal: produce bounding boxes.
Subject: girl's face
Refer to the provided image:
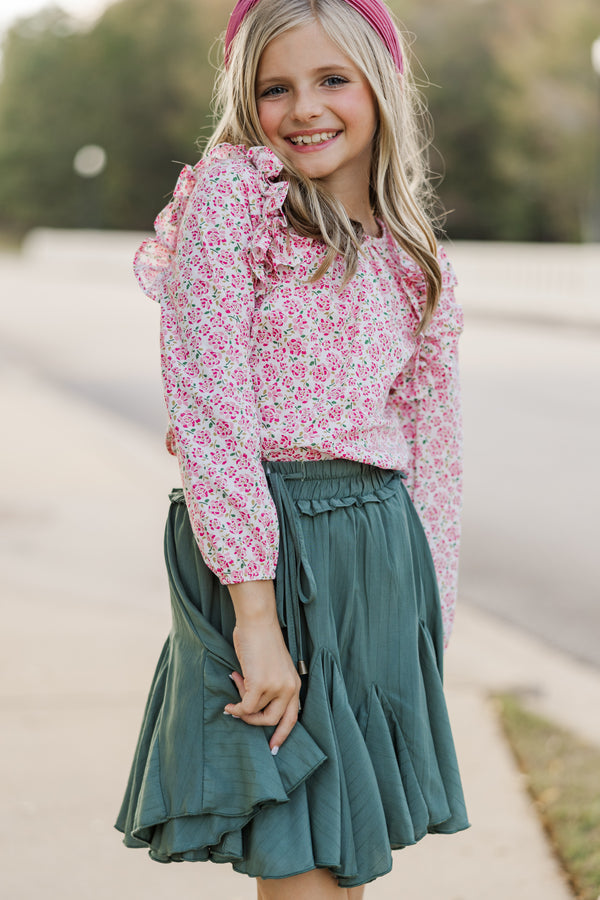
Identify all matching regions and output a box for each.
[256,20,377,212]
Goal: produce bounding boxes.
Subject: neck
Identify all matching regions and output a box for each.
[347,204,379,237]
[357,214,381,238]
[331,187,378,237]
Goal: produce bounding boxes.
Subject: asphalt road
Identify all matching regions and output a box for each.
[460,317,599,667]
[2,236,599,668]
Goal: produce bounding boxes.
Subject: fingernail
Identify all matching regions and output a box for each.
[228,673,236,681]
[223,710,231,716]
[270,745,279,756]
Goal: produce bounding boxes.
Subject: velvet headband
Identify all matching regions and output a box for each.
[224,0,404,74]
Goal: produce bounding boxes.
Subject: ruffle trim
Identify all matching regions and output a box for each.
[133,143,291,304]
[394,244,462,339]
[244,148,291,289]
[118,644,327,862]
[296,478,401,516]
[116,639,469,886]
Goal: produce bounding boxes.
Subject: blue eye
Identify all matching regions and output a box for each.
[260,85,286,97]
[324,75,348,87]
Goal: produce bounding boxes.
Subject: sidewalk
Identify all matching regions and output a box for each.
[3,358,593,899]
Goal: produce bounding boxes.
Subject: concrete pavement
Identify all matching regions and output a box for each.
[3,232,599,897]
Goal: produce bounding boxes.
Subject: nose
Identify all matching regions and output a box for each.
[290,86,323,123]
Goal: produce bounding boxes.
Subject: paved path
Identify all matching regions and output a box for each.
[3,232,599,898]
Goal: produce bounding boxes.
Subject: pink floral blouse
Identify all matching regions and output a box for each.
[134,143,464,644]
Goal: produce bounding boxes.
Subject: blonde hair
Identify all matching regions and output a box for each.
[206,0,442,332]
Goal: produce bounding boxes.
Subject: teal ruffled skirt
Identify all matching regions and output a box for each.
[115,459,469,887]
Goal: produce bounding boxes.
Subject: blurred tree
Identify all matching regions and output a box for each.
[390,0,600,241]
[397,0,512,239]
[489,0,599,241]
[0,7,90,229]
[0,0,228,232]
[0,0,598,240]
[82,0,225,227]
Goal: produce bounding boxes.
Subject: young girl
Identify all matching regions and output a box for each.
[116,0,469,896]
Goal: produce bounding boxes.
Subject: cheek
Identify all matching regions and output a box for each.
[348,89,377,134]
[257,103,281,141]
[337,93,376,135]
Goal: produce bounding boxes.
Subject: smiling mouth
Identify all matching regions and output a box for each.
[287,131,340,146]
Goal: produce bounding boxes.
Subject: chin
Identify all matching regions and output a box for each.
[294,161,335,180]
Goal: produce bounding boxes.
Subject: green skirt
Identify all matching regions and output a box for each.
[115,459,469,888]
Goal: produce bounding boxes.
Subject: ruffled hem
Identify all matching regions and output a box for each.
[133,143,291,304]
[116,637,469,886]
[119,645,327,864]
[116,588,469,885]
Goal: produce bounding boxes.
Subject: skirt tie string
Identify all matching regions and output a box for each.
[264,464,317,677]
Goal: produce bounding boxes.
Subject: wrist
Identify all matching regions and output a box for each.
[227,579,278,623]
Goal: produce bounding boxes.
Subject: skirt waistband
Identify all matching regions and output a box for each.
[262,458,402,481]
[262,460,405,507]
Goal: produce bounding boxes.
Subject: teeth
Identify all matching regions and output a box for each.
[289,131,337,145]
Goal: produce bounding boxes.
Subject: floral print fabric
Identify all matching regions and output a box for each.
[134,143,463,644]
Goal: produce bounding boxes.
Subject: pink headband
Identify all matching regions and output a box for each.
[224,0,404,74]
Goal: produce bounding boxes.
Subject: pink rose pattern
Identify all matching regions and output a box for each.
[134,143,464,645]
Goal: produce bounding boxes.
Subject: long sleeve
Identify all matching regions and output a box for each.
[389,250,464,646]
[159,156,281,583]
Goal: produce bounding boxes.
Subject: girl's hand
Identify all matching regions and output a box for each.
[226,580,301,754]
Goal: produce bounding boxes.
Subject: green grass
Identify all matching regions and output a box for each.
[495,692,600,900]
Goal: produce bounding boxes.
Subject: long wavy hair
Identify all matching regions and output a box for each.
[206,0,442,332]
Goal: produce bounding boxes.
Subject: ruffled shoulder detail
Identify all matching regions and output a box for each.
[133,143,290,303]
[438,244,458,291]
[133,161,197,303]
[243,148,292,289]
[388,244,428,325]
[428,245,463,339]
[391,243,462,339]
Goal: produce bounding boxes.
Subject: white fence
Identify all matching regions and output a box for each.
[449,241,600,327]
[19,228,600,327]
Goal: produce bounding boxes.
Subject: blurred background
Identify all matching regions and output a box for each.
[1,1,599,898]
[0,0,599,240]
